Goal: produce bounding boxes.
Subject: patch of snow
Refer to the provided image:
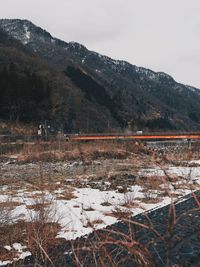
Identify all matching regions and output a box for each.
[4,245,12,251]
[69,42,86,50]
[51,38,55,44]
[0,260,12,266]
[23,25,31,44]
[188,160,200,165]
[1,243,31,266]
[55,185,170,240]
[95,69,101,73]
[56,188,120,240]
[56,186,175,240]
[186,85,198,93]
[81,56,87,64]
[12,243,26,252]
[17,251,31,260]
[1,162,200,245]
[97,53,104,59]
[139,166,200,182]
[135,67,158,80]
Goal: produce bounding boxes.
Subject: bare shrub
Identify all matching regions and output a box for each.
[111,206,132,219]
[121,192,139,208]
[0,197,24,262]
[25,194,61,266]
[101,194,112,206]
[142,190,161,203]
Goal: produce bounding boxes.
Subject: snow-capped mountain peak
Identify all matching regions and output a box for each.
[0,19,53,45]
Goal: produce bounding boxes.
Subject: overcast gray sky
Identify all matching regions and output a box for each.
[1,0,200,87]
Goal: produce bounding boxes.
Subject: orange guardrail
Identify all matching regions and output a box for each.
[69,133,200,141]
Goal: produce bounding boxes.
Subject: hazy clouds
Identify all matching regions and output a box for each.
[1,0,200,87]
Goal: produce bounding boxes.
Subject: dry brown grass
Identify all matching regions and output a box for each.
[83,218,104,228]
[26,202,50,212]
[5,139,147,163]
[0,185,65,265]
[0,201,22,209]
[162,147,199,164]
[0,137,199,265]
[83,206,95,211]
[141,196,161,204]
[0,220,26,261]
[110,207,132,219]
[137,175,163,191]
[120,192,140,208]
[56,189,76,201]
[26,221,62,254]
[0,121,36,135]
[0,220,63,263]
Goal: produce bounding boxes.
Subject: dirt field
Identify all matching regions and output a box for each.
[0,139,200,266]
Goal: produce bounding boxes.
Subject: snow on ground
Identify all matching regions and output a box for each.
[0,243,31,266]
[139,165,200,183]
[188,160,200,165]
[0,186,145,239]
[0,184,172,240]
[0,184,189,242]
[0,260,12,266]
[56,186,145,240]
[1,159,200,264]
[23,25,31,44]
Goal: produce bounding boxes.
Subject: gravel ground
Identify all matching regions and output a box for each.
[1,146,200,266]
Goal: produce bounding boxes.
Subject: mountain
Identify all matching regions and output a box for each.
[0,18,200,132]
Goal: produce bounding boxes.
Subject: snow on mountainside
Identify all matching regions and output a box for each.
[1,18,200,132]
[0,19,178,84]
[0,19,52,44]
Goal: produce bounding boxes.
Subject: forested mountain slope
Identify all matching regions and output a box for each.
[0,19,200,132]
